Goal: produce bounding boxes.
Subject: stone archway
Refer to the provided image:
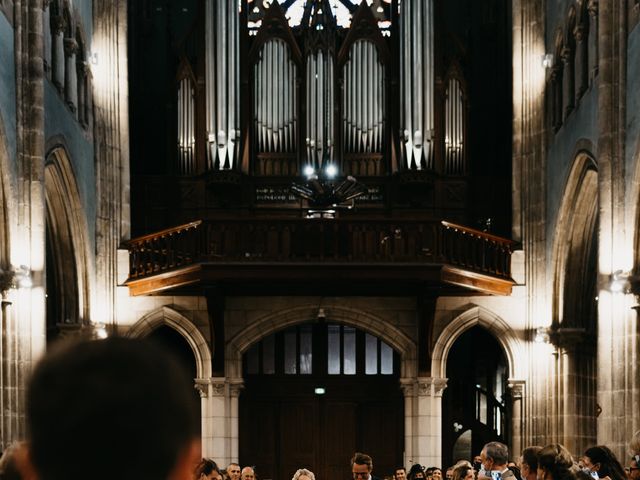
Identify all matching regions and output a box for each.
[224,303,427,467]
[127,305,215,457]
[431,304,526,459]
[44,146,92,337]
[549,149,598,454]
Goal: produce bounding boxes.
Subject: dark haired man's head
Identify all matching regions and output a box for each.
[352,453,374,480]
[519,446,542,480]
[583,446,626,480]
[25,337,199,480]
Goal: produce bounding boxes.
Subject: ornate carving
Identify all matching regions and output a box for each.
[432,377,448,397]
[64,37,78,56]
[587,0,598,18]
[399,378,415,397]
[210,381,226,396]
[508,379,526,399]
[229,379,245,398]
[415,377,448,397]
[194,379,209,398]
[51,14,65,34]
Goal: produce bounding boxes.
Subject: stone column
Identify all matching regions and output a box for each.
[51,15,65,91]
[63,37,78,113]
[43,0,52,75]
[400,376,447,467]
[574,24,588,100]
[587,1,599,81]
[76,61,88,125]
[551,65,563,131]
[198,377,243,465]
[508,380,525,459]
[561,46,574,119]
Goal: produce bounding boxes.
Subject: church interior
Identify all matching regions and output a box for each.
[0,0,639,478]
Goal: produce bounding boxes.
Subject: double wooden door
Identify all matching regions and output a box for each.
[239,323,403,480]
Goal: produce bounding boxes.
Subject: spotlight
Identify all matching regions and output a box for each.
[610,270,628,293]
[324,164,338,179]
[303,165,315,178]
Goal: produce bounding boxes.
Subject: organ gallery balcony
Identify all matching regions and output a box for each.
[123,219,517,297]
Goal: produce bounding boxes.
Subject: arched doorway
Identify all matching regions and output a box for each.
[239,322,404,480]
[147,325,202,435]
[442,326,508,466]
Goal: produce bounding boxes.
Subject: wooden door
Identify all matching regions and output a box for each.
[239,323,403,480]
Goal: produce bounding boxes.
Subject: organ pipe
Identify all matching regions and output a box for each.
[342,40,384,153]
[305,50,335,170]
[177,76,196,175]
[205,0,240,170]
[445,77,464,175]
[253,39,298,152]
[400,0,434,170]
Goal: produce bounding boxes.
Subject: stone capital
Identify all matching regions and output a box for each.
[416,376,448,397]
[573,25,586,41]
[587,0,598,17]
[228,378,245,398]
[43,0,52,10]
[399,377,416,397]
[51,15,66,34]
[507,379,526,399]
[64,37,78,55]
[194,378,209,398]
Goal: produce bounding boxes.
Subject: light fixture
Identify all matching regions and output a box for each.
[314,387,326,395]
[0,265,33,293]
[89,52,98,65]
[291,165,368,217]
[94,323,108,339]
[534,326,551,344]
[541,53,554,69]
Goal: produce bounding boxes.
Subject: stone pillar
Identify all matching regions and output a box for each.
[64,37,78,113]
[51,15,65,91]
[551,65,563,131]
[76,61,88,125]
[198,377,243,465]
[43,0,52,75]
[574,24,588,100]
[561,46,574,119]
[587,1,599,81]
[400,376,447,467]
[508,380,525,459]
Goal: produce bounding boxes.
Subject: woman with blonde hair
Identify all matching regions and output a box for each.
[292,468,316,480]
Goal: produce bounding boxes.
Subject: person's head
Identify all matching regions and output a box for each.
[519,447,542,480]
[292,468,316,480]
[409,464,426,480]
[395,467,407,480]
[25,337,199,480]
[481,442,510,471]
[241,467,256,480]
[445,468,454,480]
[583,446,626,480]
[195,459,222,480]
[228,464,241,480]
[630,431,640,458]
[352,453,374,480]
[626,456,640,480]
[431,468,442,480]
[452,465,474,480]
[537,444,574,480]
[0,442,23,480]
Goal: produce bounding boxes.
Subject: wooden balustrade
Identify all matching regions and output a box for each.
[125,218,516,283]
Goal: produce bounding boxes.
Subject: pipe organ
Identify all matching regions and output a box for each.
[306,50,335,170]
[254,39,298,153]
[399,0,435,170]
[205,0,240,170]
[342,40,385,154]
[177,76,196,175]
[445,77,465,175]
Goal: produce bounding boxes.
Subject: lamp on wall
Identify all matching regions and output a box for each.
[0,265,33,293]
[534,326,551,344]
[541,53,554,68]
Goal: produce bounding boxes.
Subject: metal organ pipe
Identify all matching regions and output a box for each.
[445,77,464,175]
[254,38,298,154]
[342,40,384,154]
[177,76,195,175]
[205,0,239,170]
[401,0,434,170]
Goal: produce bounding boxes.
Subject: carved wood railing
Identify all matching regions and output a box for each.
[125,219,516,282]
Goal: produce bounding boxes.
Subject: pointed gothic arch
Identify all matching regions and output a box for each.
[127,305,212,380]
[226,303,417,379]
[44,145,92,332]
[430,304,524,381]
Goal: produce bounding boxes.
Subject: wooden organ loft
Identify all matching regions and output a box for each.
[126,0,515,297]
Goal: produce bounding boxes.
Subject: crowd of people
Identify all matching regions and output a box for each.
[0,338,639,480]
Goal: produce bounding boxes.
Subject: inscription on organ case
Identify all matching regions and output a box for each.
[255,186,297,203]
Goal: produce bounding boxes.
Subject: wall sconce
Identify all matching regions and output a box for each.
[541,53,554,68]
[93,322,108,339]
[609,270,640,294]
[534,326,551,344]
[89,52,99,65]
